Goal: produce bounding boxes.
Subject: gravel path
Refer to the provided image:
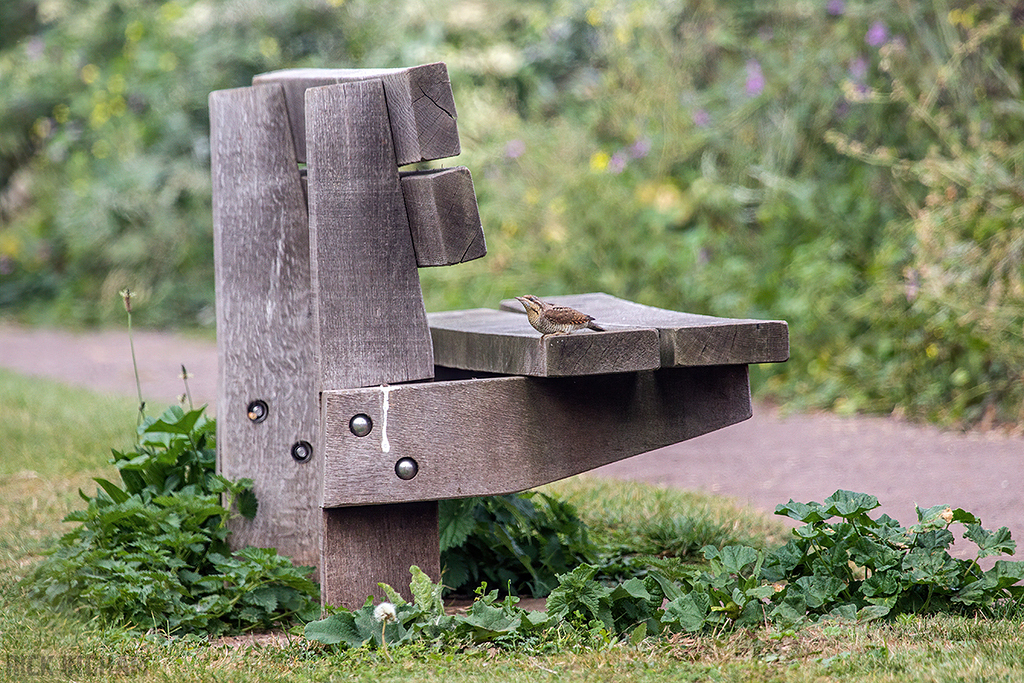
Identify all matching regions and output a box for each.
[2,322,1022,557]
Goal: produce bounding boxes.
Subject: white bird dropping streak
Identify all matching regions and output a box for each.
[380,385,393,453]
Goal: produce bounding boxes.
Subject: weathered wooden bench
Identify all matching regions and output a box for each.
[209,62,789,609]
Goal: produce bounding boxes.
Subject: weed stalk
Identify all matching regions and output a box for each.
[120,288,146,426]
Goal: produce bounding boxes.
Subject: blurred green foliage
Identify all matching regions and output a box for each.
[1,0,1021,427]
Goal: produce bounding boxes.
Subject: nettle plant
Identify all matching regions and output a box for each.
[306,490,1024,651]
[24,405,320,634]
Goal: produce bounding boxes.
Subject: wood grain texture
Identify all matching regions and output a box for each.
[321,503,440,609]
[400,167,486,267]
[428,308,660,376]
[253,63,459,165]
[320,366,751,507]
[209,84,319,568]
[304,80,434,390]
[500,293,790,367]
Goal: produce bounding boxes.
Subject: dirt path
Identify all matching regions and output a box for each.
[2,322,1022,557]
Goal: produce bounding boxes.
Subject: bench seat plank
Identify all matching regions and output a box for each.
[499,293,790,367]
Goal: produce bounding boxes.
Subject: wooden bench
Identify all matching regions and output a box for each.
[209,63,789,609]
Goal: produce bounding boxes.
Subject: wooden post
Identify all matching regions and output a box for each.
[304,78,442,608]
[210,84,319,569]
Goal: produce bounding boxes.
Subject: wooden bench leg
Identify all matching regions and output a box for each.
[320,502,440,609]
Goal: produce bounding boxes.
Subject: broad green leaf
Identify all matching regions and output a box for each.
[913,529,955,551]
[902,549,962,588]
[775,500,828,523]
[378,582,407,609]
[249,586,280,613]
[953,561,1024,606]
[92,477,130,504]
[646,570,685,602]
[664,591,710,632]
[856,604,892,622]
[409,565,445,617]
[705,545,761,576]
[862,571,902,598]
[823,603,858,622]
[235,487,258,520]
[964,524,1016,558]
[142,406,207,436]
[850,537,902,571]
[438,499,479,551]
[949,508,981,525]
[460,600,523,641]
[610,577,652,603]
[769,595,807,626]
[629,622,648,646]
[791,575,847,609]
[305,611,367,647]
[823,491,880,519]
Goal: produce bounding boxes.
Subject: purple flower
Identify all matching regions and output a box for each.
[848,56,868,81]
[608,151,627,174]
[629,137,651,159]
[745,59,765,97]
[692,109,711,128]
[827,0,845,16]
[504,139,526,159]
[866,21,889,47]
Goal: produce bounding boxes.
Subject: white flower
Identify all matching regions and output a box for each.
[373,602,397,624]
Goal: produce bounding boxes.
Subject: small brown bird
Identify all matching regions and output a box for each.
[515,295,605,338]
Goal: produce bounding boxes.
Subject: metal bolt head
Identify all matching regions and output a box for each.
[247,399,269,423]
[349,414,372,437]
[395,457,418,480]
[291,440,313,463]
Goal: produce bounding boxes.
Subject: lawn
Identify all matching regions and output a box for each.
[1,369,1022,682]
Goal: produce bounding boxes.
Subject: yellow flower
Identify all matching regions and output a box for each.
[81,63,100,84]
[590,151,610,172]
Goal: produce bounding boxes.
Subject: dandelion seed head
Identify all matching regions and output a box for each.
[373,602,397,623]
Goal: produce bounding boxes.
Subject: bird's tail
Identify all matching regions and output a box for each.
[587,321,605,331]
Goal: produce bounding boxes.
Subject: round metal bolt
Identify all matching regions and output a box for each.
[291,440,313,463]
[247,399,269,423]
[395,457,418,481]
[349,414,373,437]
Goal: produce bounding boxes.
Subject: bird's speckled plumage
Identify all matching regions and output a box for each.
[515,295,604,338]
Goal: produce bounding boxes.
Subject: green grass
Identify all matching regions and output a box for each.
[0,370,137,573]
[0,368,136,478]
[2,371,1022,682]
[544,477,789,560]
